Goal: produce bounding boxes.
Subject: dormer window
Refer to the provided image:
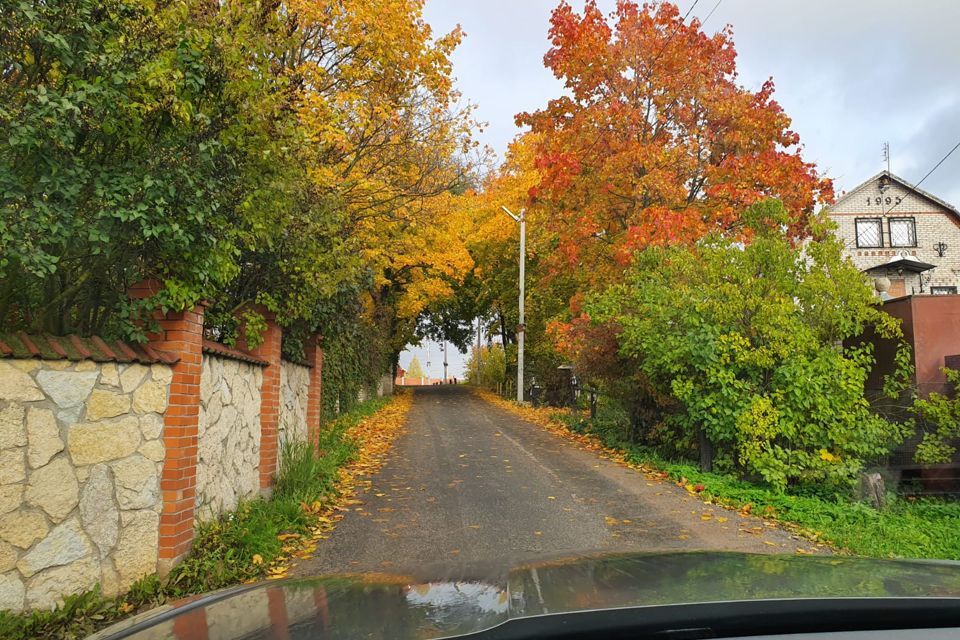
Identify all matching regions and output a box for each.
[889,217,917,248]
[855,218,883,248]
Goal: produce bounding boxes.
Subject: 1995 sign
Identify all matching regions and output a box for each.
[867,196,903,206]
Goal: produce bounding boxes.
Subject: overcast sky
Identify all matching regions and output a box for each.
[402,0,960,379]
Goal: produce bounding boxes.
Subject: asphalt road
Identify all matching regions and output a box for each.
[291,386,810,580]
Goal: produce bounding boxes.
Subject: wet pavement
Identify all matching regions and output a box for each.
[291,386,812,580]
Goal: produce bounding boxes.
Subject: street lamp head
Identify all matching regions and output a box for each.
[500,205,520,222]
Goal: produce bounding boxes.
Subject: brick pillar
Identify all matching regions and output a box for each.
[238,305,282,494]
[129,280,204,574]
[304,335,324,448]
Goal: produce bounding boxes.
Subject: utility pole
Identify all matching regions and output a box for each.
[501,206,526,403]
[475,318,482,386]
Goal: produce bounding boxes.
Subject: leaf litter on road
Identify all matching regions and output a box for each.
[266,391,413,578]
[475,388,828,554]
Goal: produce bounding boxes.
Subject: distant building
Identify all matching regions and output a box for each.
[828,170,960,298]
[832,171,960,492]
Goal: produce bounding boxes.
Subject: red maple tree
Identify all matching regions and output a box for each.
[517,0,833,279]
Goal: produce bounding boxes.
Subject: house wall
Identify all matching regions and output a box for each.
[0,360,169,611]
[196,355,264,522]
[829,177,960,295]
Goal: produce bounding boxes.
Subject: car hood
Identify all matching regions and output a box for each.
[93,551,960,640]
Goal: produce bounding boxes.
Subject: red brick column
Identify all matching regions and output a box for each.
[304,335,324,447]
[238,305,282,494]
[129,280,204,573]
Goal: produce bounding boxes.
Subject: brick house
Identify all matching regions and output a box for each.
[828,170,960,298]
[831,172,960,491]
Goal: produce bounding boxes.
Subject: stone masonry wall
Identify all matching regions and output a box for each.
[279,361,309,451]
[0,360,169,611]
[196,355,262,522]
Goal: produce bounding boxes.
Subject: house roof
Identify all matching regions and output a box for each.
[833,170,960,219]
[0,332,178,365]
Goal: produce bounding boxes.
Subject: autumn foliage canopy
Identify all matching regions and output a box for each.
[455,1,910,487]
[517,0,833,279]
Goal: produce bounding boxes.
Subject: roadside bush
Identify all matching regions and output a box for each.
[273,405,374,503]
[584,200,913,490]
[910,368,960,464]
[622,449,960,561]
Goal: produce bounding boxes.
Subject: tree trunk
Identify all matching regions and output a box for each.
[698,428,714,472]
[628,406,640,444]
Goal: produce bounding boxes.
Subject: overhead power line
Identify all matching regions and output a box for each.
[648,0,701,69]
[700,0,723,27]
[884,138,960,216]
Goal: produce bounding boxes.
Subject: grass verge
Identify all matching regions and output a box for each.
[0,393,407,640]
[476,389,960,561]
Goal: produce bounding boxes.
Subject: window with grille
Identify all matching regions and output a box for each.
[931,286,957,295]
[855,218,882,248]
[889,218,916,247]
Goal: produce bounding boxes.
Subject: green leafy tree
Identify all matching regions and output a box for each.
[465,344,507,389]
[406,356,427,380]
[911,368,960,464]
[585,200,912,490]
[0,0,279,335]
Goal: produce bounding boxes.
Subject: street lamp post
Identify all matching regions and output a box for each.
[501,206,526,403]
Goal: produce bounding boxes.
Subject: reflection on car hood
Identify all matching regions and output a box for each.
[96,551,960,640]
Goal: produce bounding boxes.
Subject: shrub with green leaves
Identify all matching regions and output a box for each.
[585,200,912,490]
[911,368,960,464]
[0,0,260,335]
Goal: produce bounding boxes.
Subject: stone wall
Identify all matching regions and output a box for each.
[0,317,323,612]
[196,354,263,522]
[279,361,310,450]
[0,359,169,611]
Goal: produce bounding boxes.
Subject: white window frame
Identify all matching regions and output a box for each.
[855,217,883,248]
[888,217,917,248]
